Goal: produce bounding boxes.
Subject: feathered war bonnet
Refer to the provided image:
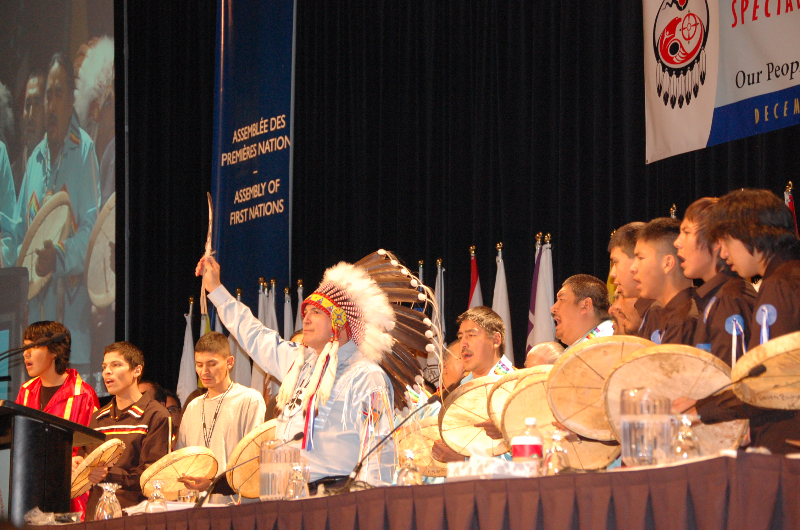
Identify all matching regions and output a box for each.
[276,259,396,416]
[276,249,444,418]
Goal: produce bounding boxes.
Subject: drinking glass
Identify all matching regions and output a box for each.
[670,414,702,461]
[94,483,122,520]
[144,479,168,513]
[284,463,310,499]
[543,429,570,475]
[396,449,423,486]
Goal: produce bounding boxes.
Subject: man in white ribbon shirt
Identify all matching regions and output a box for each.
[196,256,395,489]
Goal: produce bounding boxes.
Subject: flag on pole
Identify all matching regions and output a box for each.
[214,313,223,334]
[424,258,445,385]
[200,313,211,336]
[284,286,294,339]
[251,280,268,392]
[526,235,543,353]
[176,298,197,404]
[434,259,446,341]
[266,279,279,332]
[413,261,426,312]
[530,235,556,347]
[228,289,254,385]
[785,182,798,236]
[468,246,483,308]
[294,280,304,333]
[492,244,514,363]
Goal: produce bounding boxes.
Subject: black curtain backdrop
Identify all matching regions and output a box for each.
[119,0,800,389]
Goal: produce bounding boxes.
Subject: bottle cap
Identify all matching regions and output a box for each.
[525,417,537,426]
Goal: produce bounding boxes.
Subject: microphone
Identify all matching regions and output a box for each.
[194,431,303,507]
[334,394,442,494]
[0,333,68,362]
[677,364,767,414]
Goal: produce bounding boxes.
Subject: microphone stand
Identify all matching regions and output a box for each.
[334,394,441,494]
[0,333,68,383]
[194,432,304,508]
[0,334,68,364]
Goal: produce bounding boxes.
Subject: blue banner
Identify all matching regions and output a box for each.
[211,0,295,315]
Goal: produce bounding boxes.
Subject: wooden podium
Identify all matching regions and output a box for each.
[0,401,104,527]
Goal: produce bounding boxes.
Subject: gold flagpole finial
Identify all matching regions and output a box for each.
[297,279,303,288]
[284,286,290,294]
[419,260,424,266]
[235,287,242,297]
[270,279,276,288]
[536,232,543,244]
[670,204,677,218]
[469,245,476,256]
[611,229,617,237]
[189,296,194,305]
[259,277,265,284]
[496,242,503,250]
[436,258,442,266]
[544,233,552,243]
[787,181,793,192]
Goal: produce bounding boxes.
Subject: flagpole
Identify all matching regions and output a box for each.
[295,279,304,331]
[492,242,513,363]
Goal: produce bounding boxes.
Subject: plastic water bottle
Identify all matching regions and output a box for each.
[511,417,543,462]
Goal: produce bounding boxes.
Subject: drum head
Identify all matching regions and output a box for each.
[488,366,552,430]
[71,439,125,498]
[548,335,654,441]
[16,191,72,300]
[731,331,800,409]
[439,375,508,457]
[140,446,217,498]
[85,193,115,308]
[396,416,447,477]
[502,366,619,470]
[225,419,277,498]
[603,344,748,454]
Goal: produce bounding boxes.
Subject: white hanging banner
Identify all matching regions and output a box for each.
[644,0,800,163]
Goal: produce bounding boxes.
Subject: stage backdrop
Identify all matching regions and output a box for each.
[0,0,115,398]
[211,0,295,316]
[644,0,800,163]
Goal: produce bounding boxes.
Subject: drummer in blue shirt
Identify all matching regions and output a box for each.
[10,53,100,370]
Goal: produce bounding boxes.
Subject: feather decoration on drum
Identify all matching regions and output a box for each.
[199,192,214,318]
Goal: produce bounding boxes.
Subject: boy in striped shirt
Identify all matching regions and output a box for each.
[75,342,170,519]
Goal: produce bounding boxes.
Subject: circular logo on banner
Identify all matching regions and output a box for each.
[653,0,710,108]
[755,304,778,326]
[725,314,745,335]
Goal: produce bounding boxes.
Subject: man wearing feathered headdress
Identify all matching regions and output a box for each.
[196,255,396,487]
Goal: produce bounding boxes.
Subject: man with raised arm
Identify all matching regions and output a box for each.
[196,255,396,489]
